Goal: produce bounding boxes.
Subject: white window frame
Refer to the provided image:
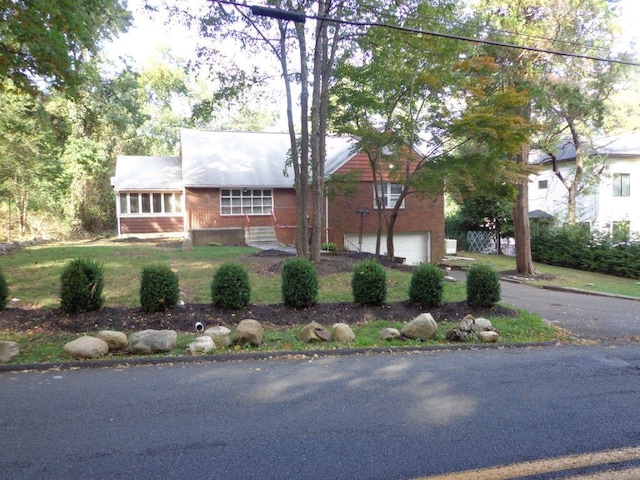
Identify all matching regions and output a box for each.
[374,183,404,209]
[613,173,630,197]
[220,188,273,216]
[119,192,183,215]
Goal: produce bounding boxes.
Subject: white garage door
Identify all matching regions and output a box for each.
[344,232,431,265]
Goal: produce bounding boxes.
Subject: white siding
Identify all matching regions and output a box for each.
[344,232,431,265]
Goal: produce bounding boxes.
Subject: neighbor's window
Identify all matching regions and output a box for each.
[119,192,183,214]
[613,173,630,197]
[221,189,272,215]
[538,180,548,189]
[374,183,404,209]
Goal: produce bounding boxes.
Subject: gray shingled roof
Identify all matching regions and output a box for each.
[180,129,356,188]
[112,156,182,190]
[531,132,640,165]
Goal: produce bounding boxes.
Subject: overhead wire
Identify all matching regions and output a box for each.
[212,0,640,67]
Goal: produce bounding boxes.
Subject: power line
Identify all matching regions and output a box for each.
[216,0,640,67]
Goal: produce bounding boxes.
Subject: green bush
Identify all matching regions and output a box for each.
[211,262,251,310]
[466,263,501,308]
[322,242,337,252]
[0,268,8,310]
[60,258,105,313]
[352,258,387,306]
[140,264,179,313]
[408,263,444,307]
[281,257,318,309]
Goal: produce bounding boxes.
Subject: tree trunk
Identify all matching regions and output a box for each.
[513,145,537,274]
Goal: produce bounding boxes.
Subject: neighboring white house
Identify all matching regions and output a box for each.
[529,132,640,241]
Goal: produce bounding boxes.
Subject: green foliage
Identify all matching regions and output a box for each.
[59,258,105,313]
[408,264,444,307]
[281,258,318,309]
[0,268,8,310]
[211,262,251,310]
[139,264,179,313]
[352,258,387,306]
[466,263,500,308]
[532,227,640,279]
[322,242,337,252]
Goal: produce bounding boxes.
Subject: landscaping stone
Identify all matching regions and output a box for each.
[188,335,216,354]
[0,341,20,362]
[96,330,128,351]
[473,317,495,332]
[129,330,178,354]
[63,336,109,359]
[380,328,401,341]
[204,326,232,348]
[234,319,263,347]
[401,313,438,340]
[478,331,500,343]
[332,323,355,343]
[296,321,331,343]
[445,328,473,342]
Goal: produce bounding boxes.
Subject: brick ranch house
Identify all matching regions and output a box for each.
[111,129,445,265]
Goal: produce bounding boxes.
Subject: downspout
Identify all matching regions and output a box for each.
[182,188,188,238]
[325,193,329,245]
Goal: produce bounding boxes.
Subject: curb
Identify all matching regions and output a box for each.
[0,341,558,373]
[540,284,640,301]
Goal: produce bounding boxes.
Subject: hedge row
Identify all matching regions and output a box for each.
[531,227,640,279]
[0,258,502,312]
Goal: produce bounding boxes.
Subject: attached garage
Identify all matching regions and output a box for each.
[344,232,431,265]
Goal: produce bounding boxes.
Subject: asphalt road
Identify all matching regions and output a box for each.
[1,345,639,480]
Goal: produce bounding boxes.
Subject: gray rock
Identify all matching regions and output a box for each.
[332,323,355,343]
[446,328,473,342]
[0,341,20,362]
[473,318,495,332]
[234,319,263,347]
[401,313,438,340]
[296,322,331,343]
[204,326,232,348]
[64,336,109,359]
[478,331,500,343]
[380,328,402,341]
[444,275,457,283]
[129,330,178,354]
[188,335,216,354]
[96,330,128,351]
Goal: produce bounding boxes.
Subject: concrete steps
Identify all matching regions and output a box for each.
[245,226,278,246]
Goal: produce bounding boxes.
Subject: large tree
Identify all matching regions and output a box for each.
[0,0,131,95]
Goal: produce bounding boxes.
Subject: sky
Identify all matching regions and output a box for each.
[106,0,640,70]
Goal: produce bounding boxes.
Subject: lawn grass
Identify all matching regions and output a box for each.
[447,252,640,299]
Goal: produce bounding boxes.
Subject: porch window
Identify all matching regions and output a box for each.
[613,173,630,197]
[221,188,273,215]
[119,192,183,214]
[374,183,404,209]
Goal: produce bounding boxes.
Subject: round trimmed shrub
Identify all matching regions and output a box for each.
[352,258,387,306]
[0,268,8,310]
[140,264,179,313]
[60,258,105,313]
[466,263,501,308]
[281,257,318,309]
[211,262,251,310]
[409,263,444,307]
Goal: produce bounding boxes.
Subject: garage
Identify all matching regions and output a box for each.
[344,232,431,265]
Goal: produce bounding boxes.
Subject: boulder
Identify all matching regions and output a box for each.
[332,323,355,343]
[379,328,402,341]
[63,336,109,359]
[96,330,128,351]
[234,319,263,347]
[296,322,331,343]
[0,341,20,362]
[473,318,495,332]
[129,330,178,354]
[204,326,232,348]
[188,335,216,354]
[446,328,473,342]
[401,313,438,340]
[478,331,500,343]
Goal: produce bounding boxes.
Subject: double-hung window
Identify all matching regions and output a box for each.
[221,189,272,215]
[374,183,404,209]
[119,192,183,214]
[613,173,630,197]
